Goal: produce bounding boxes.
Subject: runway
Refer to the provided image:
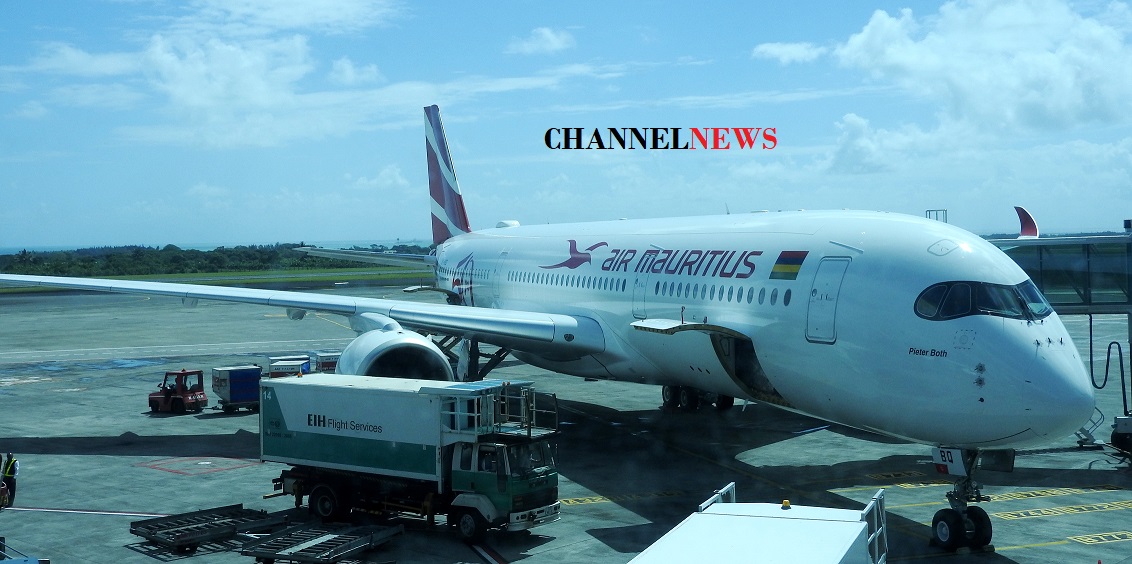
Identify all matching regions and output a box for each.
[0,287,1131,563]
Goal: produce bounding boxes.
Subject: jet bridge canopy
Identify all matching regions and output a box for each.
[993,235,1132,315]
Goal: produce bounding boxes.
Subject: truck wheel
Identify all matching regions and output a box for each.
[453,509,486,543]
[223,405,236,414]
[308,484,343,521]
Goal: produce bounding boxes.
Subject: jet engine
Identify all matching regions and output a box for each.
[336,328,454,380]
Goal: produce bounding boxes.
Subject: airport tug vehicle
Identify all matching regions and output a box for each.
[148,369,209,414]
[262,374,562,542]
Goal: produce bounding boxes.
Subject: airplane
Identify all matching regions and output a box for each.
[0,105,1096,551]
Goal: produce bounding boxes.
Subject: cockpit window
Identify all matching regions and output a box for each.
[1018,280,1054,319]
[915,280,1053,321]
[915,284,947,318]
[939,283,972,319]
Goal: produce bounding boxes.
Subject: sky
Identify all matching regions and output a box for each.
[2,0,1132,250]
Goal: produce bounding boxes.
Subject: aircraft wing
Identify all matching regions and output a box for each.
[0,274,605,357]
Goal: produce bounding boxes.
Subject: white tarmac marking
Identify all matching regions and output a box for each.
[4,507,166,518]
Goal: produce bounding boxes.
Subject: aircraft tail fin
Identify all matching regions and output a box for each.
[425,105,471,245]
[1014,206,1039,239]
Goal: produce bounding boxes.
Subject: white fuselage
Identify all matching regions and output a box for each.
[434,210,1095,449]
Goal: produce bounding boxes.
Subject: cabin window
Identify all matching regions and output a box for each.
[784,289,792,306]
[727,286,734,302]
[771,288,778,305]
[759,288,766,304]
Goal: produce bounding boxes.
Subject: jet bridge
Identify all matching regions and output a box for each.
[994,229,1132,315]
[989,224,1132,447]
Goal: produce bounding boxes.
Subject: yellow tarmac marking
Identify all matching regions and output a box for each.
[1067,531,1132,544]
[560,490,686,506]
[993,499,1132,520]
[866,470,925,480]
[992,539,1072,551]
[831,480,950,495]
[882,484,1122,511]
[313,312,353,330]
[988,485,1121,502]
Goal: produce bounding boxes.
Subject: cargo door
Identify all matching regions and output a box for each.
[806,258,850,344]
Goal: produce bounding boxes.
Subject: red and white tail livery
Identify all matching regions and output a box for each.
[425,105,471,245]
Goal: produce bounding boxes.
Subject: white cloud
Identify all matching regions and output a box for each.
[329,57,383,85]
[751,42,828,64]
[50,83,146,110]
[835,0,1132,131]
[10,101,48,119]
[28,43,141,77]
[184,0,401,36]
[144,34,313,111]
[187,182,229,198]
[505,27,576,55]
[350,164,409,190]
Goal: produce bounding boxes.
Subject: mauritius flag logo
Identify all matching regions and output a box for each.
[769,251,808,280]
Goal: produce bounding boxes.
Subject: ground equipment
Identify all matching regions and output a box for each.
[261,374,561,542]
[148,369,208,413]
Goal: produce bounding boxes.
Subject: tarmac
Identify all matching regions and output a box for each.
[1,285,1131,563]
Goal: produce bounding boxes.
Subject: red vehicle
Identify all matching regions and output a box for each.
[148,369,209,414]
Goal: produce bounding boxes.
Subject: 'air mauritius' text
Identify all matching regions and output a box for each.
[601,248,763,279]
[544,127,777,150]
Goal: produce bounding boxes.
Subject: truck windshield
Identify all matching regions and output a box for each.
[506,441,555,477]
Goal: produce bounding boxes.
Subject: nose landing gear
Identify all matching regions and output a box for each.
[931,449,994,551]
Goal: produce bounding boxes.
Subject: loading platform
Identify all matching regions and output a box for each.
[129,503,289,553]
[239,524,404,563]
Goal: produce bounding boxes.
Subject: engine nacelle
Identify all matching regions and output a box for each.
[336,329,454,380]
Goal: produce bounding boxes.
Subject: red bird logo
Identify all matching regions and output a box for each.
[541,240,608,269]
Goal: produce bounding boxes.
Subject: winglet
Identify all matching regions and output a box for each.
[1014,206,1039,239]
[425,105,471,245]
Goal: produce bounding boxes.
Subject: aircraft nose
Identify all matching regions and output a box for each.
[1026,348,1095,440]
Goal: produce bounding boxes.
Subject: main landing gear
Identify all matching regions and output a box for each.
[931,448,993,551]
[661,385,734,412]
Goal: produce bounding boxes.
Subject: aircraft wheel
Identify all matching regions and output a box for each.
[965,506,992,548]
[932,508,965,551]
[661,386,679,409]
[678,387,700,411]
[715,395,735,411]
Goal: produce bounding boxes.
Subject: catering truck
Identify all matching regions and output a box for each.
[261,374,561,542]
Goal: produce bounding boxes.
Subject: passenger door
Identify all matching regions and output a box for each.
[806,258,850,344]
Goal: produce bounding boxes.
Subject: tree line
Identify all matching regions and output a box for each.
[0,243,431,277]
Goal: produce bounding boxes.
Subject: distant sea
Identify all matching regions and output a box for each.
[0,239,431,256]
